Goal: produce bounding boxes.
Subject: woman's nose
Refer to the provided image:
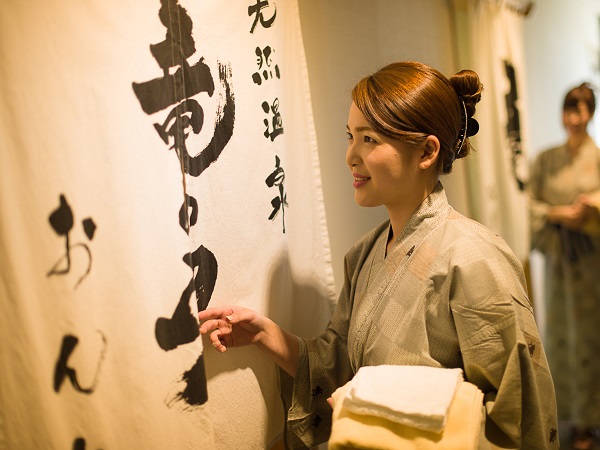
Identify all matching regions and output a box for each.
[346,141,358,167]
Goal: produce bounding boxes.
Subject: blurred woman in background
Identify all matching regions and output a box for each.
[529,82,600,450]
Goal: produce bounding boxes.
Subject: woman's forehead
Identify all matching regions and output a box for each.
[347,102,370,126]
[564,101,590,113]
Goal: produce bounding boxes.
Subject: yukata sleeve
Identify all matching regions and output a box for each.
[449,243,559,449]
[582,148,600,235]
[528,153,556,253]
[280,255,356,449]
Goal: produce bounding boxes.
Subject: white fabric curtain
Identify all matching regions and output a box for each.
[463,0,532,262]
[0,1,335,449]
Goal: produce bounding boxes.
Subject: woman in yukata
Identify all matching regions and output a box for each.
[199,61,558,449]
[528,82,600,450]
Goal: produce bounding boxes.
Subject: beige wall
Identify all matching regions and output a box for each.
[298,0,471,291]
[524,0,600,159]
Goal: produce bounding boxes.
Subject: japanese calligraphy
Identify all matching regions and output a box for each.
[132,1,235,177]
[72,437,103,450]
[262,98,284,141]
[179,193,198,234]
[155,245,218,352]
[504,60,526,191]
[265,155,288,233]
[132,0,236,408]
[53,332,107,394]
[246,1,289,232]
[252,46,280,85]
[248,0,277,33]
[169,353,208,407]
[47,194,96,289]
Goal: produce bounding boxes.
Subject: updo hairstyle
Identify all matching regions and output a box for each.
[563,82,595,116]
[351,61,483,174]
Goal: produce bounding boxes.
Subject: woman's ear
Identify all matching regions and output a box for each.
[419,135,440,170]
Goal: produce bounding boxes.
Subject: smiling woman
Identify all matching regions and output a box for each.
[346,103,424,210]
[199,60,559,449]
[345,61,481,253]
[529,82,600,450]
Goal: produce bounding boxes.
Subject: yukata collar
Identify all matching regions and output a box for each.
[387,181,450,258]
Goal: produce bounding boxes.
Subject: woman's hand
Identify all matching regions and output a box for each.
[547,204,586,230]
[199,305,300,376]
[198,306,266,353]
[577,194,600,221]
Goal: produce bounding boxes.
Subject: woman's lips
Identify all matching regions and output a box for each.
[352,173,370,188]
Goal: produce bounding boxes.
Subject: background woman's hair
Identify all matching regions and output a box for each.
[563,82,595,116]
[351,61,483,174]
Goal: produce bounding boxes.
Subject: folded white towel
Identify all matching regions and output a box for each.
[329,376,484,450]
[342,365,464,433]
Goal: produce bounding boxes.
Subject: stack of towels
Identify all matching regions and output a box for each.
[328,365,484,450]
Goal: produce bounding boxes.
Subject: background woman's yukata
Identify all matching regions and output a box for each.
[281,182,558,449]
[529,136,600,429]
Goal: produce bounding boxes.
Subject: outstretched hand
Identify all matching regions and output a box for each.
[198,306,266,353]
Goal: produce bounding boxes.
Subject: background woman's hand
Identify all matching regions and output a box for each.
[577,194,600,220]
[547,203,586,230]
[198,306,266,353]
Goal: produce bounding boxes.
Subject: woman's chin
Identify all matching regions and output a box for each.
[354,195,380,208]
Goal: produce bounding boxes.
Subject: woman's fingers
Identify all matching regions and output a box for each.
[199,318,225,334]
[198,306,235,322]
[222,307,260,325]
[209,329,227,353]
[198,309,233,352]
[198,306,263,353]
[201,320,230,352]
[198,306,257,331]
[198,305,239,334]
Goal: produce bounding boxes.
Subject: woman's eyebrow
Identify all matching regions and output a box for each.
[346,125,374,132]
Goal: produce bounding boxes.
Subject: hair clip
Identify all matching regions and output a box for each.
[467,117,479,137]
[456,101,468,155]
[456,101,479,156]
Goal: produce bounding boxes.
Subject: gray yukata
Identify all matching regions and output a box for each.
[281,182,558,449]
[529,136,600,428]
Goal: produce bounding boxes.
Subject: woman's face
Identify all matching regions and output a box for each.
[563,101,592,136]
[345,102,422,209]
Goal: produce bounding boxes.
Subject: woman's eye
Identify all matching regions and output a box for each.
[346,132,353,140]
[364,136,376,143]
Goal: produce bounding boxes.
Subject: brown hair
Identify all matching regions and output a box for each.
[351,61,483,174]
[563,82,595,116]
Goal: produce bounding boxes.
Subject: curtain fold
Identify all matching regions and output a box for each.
[461,0,532,262]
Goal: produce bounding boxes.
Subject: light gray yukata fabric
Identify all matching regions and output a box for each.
[281,182,558,449]
[529,136,600,428]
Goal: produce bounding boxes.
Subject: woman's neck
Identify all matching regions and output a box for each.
[567,132,588,155]
[385,181,437,253]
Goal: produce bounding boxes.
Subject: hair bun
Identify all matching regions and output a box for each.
[450,70,483,118]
